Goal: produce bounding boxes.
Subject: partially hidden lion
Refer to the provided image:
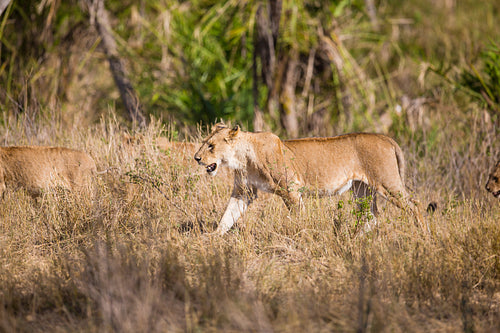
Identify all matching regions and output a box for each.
[156,139,198,158]
[0,146,97,198]
[486,160,500,198]
[122,133,198,156]
[194,123,425,235]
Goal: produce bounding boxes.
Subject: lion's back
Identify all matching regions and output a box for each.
[282,133,403,184]
[284,133,399,165]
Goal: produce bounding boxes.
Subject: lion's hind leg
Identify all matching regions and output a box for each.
[280,191,303,211]
[375,183,427,233]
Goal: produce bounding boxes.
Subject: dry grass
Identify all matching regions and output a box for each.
[1,0,499,331]
[0,109,498,332]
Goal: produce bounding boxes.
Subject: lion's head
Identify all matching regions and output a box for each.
[486,160,500,198]
[194,123,242,176]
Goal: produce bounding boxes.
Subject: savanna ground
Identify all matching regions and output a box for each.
[0,113,498,332]
[1,0,500,332]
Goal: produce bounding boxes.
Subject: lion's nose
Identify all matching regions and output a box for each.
[194,156,201,162]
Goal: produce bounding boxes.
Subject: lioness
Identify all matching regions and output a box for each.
[194,124,425,235]
[485,160,500,198]
[0,146,97,197]
[157,140,198,158]
[122,133,198,156]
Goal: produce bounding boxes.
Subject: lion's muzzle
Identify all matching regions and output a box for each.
[194,154,218,175]
[485,182,500,198]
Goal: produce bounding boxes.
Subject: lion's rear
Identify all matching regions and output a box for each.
[283,133,406,189]
[0,146,96,196]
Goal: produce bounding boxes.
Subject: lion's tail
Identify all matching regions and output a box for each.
[393,142,406,187]
[393,140,424,205]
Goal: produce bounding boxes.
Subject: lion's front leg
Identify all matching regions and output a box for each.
[216,196,249,235]
[216,176,257,235]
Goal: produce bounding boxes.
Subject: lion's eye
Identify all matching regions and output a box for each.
[208,144,214,150]
[493,176,499,182]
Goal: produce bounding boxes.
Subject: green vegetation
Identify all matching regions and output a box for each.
[1,0,499,131]
[459,41,500,111]
[0,0,499,331]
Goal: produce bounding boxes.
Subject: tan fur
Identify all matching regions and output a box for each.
[485,160,500,198]
[0,146,97,197]
[122,133,197,154]
[157,139,198,157]
[195,123,425,235]
[122,133,199,160]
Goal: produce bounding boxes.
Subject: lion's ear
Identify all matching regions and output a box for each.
[229,125,240,138]
[211,122,226,132]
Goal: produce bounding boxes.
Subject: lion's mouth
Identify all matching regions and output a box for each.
[493,190,500,198]
[206,163,217,174]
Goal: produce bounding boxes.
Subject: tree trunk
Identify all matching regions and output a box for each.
[364,0,379,31]
[254,4,276,91]
[253,0,300,137]
[253,0,282,131]
[88,0,147,128]
[279,50,299,138]
[252,8,264,132]
[0,0,11,17]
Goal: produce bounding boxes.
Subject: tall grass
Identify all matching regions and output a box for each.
[0,0,499,331]
[0,108,498,332]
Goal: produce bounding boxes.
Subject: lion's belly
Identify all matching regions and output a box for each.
[300,167,367,196]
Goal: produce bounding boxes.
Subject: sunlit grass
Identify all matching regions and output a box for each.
[0,114,498,331]
[0,0,499,331]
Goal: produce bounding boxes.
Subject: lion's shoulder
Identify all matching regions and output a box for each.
[245,131,284,157]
